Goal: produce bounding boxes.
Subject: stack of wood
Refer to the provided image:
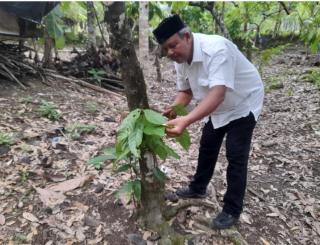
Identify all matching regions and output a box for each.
[0,41,40,89]
[56,45,124,92]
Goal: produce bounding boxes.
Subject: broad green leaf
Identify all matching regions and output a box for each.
[171,2,189,13]
[116,164,131,173]
[118,109,141,131]
[153,167,167,182]
[45,9,64,39]
[145,135,168,160]
[55,36,65,49]
[115,147,130,161]
[143,109,166,125]
[176,130,191,151]
[164,144,180,159]
[128,123,144,157]
[173,104,188,116]
[88,154,116,164]
[117,181,134,204]
[132,180,141,201]
[103,147,116,156]
[143,125,165,136]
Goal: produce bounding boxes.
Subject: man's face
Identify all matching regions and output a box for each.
[161,33,192,64]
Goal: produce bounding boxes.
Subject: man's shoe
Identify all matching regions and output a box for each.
[176,187,207,199]
[211,211,238,229]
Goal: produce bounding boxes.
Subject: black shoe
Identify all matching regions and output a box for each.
[211,211,238,229]
[176,186,207,199]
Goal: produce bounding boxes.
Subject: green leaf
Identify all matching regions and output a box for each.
[46,10,64,39]
[173,104,188,116]
[88,154,116,164]
[171,2,189,13]
[145,135,180,160]
[153,167,167,182]
[176,130,191,151]
[103,147,116,156]
[116,164,131,173]
[117,181,134,204]
[164,144,180,159]
[128,122,144,157]
[118,109,141,131]
[132,179,141,201]
[143,109,166,125]
[55,36,65,49]
[145,135,168,160]
[143,125,165,136]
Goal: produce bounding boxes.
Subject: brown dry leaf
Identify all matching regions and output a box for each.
[22,212,39,223]
[87,237,103,245]
[241,213,252,225]
[260,237,270,245]
[75,229,86,242]
[142,230,152,240]
[48,175,93,193]
[0,214,5,225]
[314,222,320,236]
[266,213,279,217]
[35,187,66,207]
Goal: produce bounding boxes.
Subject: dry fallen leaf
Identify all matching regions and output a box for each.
[35,187,66,207]
[241,213,252,225]
[22,212,39,223]
[260,237,271,245]
[0,214,5,225]
[266,213,279,217]
[48,175,93,193]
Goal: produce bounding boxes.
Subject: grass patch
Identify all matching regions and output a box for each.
[38,100,61,121]
[0,132,15,146]
[66,123,96,140]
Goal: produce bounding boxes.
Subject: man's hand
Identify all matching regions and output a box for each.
[162,105,177,119]
[166,116,190,137]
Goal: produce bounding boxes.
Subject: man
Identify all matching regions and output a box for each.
[153,15,264,229]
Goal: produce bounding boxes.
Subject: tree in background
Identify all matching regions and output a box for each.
[86,1,96,50]
[138,2,149,70]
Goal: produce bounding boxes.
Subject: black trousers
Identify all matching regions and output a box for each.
[189,112,256,218]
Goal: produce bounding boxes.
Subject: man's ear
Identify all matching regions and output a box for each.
[184,32,191,43]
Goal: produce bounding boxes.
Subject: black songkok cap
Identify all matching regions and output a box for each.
[153,14,186,44]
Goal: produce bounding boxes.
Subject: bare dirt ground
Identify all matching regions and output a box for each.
[0,45,319,245]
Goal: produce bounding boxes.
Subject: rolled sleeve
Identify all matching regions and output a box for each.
[175,63,190,91]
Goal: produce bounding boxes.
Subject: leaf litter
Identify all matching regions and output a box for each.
[0,45,319,244]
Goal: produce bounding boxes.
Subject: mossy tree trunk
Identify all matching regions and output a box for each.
[42,24,54,68]
[104,2,167,230]
[139,2,149,70]
[86,1,96,51]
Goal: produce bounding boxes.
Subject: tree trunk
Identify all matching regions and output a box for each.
[190,2,232,41]
[211,7,231,40]
[104,3,167,231]
[42,25,54,68]
[243,4,252,61]
[87,1,96,50]
[139,2,149,69]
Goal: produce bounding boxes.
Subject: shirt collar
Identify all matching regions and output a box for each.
[191,33,202,64]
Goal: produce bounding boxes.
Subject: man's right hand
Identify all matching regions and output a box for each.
[162,105,177,119]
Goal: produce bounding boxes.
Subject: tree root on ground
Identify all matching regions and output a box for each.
[159,197,249,245]
[193,216,249,245]
[163,199,218,220]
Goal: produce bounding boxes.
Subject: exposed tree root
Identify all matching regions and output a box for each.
[194,216,249,245]
[163,199,219,220]
[159,187,249,245]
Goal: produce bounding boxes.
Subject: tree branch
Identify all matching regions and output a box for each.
[279,2,290,15]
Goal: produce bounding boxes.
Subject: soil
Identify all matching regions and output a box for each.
[0,44,319,245]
